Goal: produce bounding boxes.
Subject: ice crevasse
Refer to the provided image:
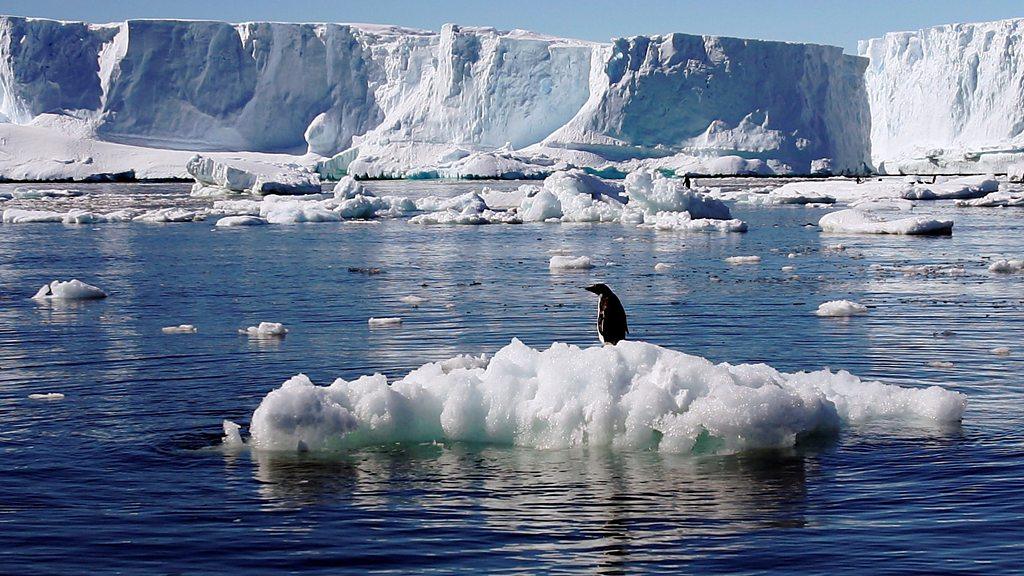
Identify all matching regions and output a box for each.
[227,339,966,454]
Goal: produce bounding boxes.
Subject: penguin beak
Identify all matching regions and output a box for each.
[584,285,599,294]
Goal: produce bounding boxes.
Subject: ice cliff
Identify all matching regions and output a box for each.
[0,16,872,179]
[860,18,1024,174]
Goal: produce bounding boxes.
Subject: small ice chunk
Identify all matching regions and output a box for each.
[222,420,245,448]
[32,279,107,300]
[28,393,65,400]
[162,325,198,334]
[781,265,796,272]
[215,216,267,227]
[815,300,868,317]
[991,347,1011,356]
[240,322,288,337]
[400,295,428,306]
[724,256,761,265]
[988,259,1024,274]
[549,255,594,270]
[927,361,955,368]
[654,263,673,273]
[368,317,403,327]
[332,176,368,200]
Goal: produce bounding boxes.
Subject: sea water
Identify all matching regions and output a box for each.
[0,180,1021,573]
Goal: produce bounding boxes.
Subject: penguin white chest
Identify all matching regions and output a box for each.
[597,300,605,344]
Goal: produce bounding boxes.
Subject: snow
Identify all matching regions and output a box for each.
[819,209,954,235]
[725,256,761,265]
[549,256,594,270]
[240,322,288,337]
[639,211,748,233]
[815,300,868,317]
[162,325,198,334]
[861,19,1024,174]
[988,259,1024,274]
[32,279,107,300]
[235,338,966,453]
[368,317,403,327]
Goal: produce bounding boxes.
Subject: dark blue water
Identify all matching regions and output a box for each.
[1,181,1022,574]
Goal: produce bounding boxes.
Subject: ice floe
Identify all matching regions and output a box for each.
[725,256,761,265]
[988,259,1024,274]
[549,256,594,270]
[815,300,868,317]
[215,216,267,227]
[368,317,403,327]
[230,339,966,453]
[28,393,65,400]
[187,155,321,196]
[32,279,107,300]
[240,322,288,337]
[819,209,953,235]
[162,325,198,334]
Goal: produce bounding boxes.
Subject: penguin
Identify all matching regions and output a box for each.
[584,283,628,345]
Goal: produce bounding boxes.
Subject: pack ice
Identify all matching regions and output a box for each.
[230,339,966,453]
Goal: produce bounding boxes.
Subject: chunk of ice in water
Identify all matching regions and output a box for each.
[368,317,402,327]
[725,255,761,265]
[32,279,106,300]
[240,322,288,337]
[28,393,65,400]
[162,325,198,334]
[400,295,428,306]
[549,255,594,270]
[815,300,868,317]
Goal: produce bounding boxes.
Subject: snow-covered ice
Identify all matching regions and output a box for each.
[815,300,868,317]
[725,256,761,265]
[229,339,966,453]
[819,209,953,235]
[368,317,403,327]
[32,279,107,300]
[240,322,288,337]
[988,259,1024,274]
[215,216,267,227]
[549,256,594,270]
[28,393,65,400]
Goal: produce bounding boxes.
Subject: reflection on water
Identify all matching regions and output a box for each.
[0,181,1022,573]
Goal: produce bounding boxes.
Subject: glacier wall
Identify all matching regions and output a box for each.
[0,15,873,177]
[543,34,871,173]
[860,19,1024,174]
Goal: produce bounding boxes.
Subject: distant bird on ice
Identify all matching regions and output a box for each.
[584,283,628,345]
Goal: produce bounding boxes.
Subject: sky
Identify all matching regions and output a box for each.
[1,0,1021,54]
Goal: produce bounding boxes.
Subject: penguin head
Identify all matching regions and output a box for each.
[585,283,611,295]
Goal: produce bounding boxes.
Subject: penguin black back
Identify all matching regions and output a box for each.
[584,283,628,345]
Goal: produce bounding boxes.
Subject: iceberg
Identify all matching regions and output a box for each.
[861,19,1024,174]
[0,16,871,180]
[231,339,966,453]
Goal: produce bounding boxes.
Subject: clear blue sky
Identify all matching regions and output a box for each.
[1,0,1021,54]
